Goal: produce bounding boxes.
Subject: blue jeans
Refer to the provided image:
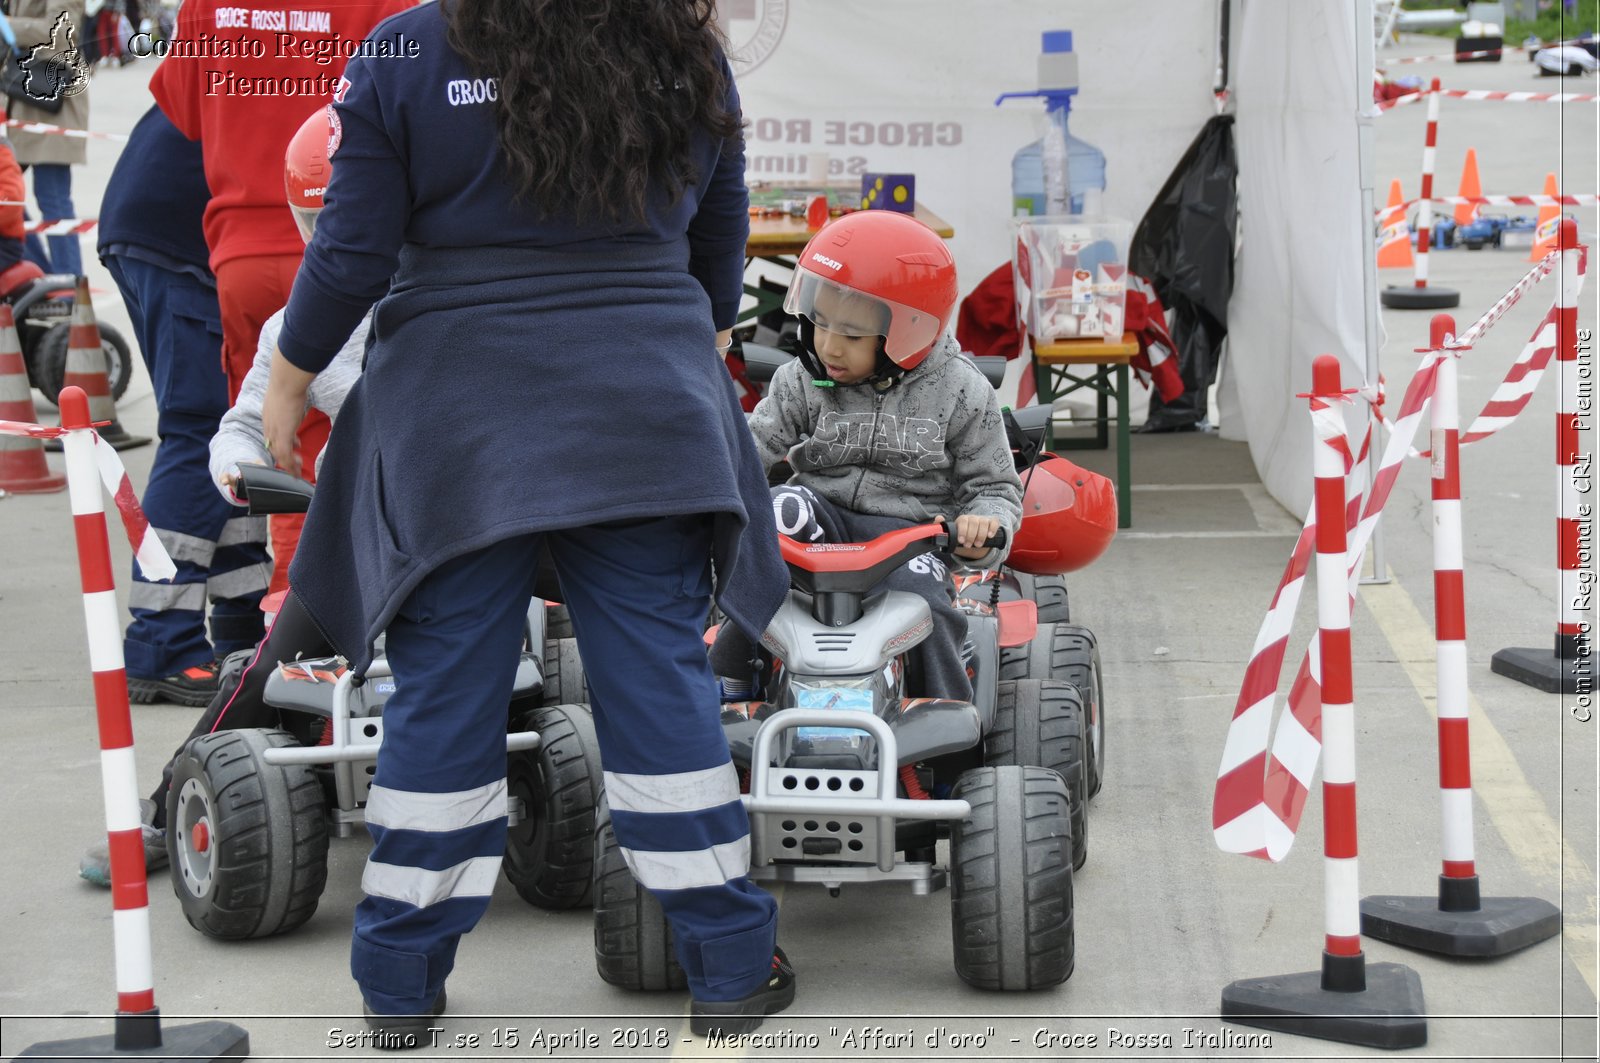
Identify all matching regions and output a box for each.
[22,164,82,277]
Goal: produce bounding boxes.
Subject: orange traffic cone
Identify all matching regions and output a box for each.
[50,277,147,451]
[0,303,65,492]
[1529,172,1561,261]
[1377,179,1415,269]
[1453,148,1482,226]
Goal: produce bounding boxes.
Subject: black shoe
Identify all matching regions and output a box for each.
[127,661,220,707]
[362,988,446,1051]
[690,947,795,1037]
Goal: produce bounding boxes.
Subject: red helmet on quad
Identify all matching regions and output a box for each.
[1008,454,1117,574]
[784,210,957,370]
[284,104,340,243]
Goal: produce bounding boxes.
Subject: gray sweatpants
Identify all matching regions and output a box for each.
[709,484,972,701]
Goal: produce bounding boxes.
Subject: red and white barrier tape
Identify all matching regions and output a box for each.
[1378,87,1600,111]
[24,218,96,236]
[1211,241,1586,861]
[0,418,174,579]
[1381,47,1507,63]
[1382,194,1600,214]
[5,118,128,142]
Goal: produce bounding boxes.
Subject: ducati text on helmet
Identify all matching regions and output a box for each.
[784,211,958,370]
[284,104,339,243]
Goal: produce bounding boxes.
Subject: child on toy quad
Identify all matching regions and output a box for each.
[709,210,1022,702]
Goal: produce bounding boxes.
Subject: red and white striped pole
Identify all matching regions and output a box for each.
[16,389,250,1059]
[1425,314,1479,904]
[1382,79,1460,310]
[1414,81,1438,293]
[1555,219,1586,668]
[17,392,246,1063]
[1221,357,1425,1048]
[1308,355,1366,990]
[1362,323,1563,956]
[1492,219,1593,693]
[58,385,162,1049]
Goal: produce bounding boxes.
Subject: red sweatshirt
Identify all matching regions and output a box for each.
[150,0,415,271]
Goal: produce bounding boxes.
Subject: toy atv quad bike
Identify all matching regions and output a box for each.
[164,465,604,940]
[0,261,134,403]
[593,388,1116,992]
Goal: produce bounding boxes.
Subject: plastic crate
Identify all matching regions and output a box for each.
[1013,216,1132,342]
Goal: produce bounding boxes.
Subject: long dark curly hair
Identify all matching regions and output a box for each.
[445,0,741,224]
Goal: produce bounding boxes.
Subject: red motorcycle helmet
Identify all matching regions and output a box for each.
[784,210,958,370]
[284,104,340,243]
[1007,453,1118,574]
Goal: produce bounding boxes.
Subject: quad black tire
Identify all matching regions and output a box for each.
[1012,572,1069,624]
[986,678,1088,869]
[949,765,1074,990]
[504,703,602,909]
[166,728,329,940]
[1054,626,1105,800]
[34,320,134,405]
[998,624,1105,800]
[593,798,686,991]
[541,637,588,706]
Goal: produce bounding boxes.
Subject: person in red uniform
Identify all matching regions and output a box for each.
[149,0,412,593]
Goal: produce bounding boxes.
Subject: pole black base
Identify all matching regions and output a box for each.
[1221,959,1427,1050]
[1361,890,1562,957]
[1380,285,1461,310]
[15,1020,249,1061]
[1491,644,1592,695]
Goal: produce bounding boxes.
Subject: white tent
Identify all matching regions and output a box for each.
[726,0,1372,515]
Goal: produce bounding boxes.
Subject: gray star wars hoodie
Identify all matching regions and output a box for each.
[746,330,1024,568]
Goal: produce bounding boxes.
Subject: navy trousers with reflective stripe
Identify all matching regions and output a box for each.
[108,255,268,677]
[354,517,777,1014]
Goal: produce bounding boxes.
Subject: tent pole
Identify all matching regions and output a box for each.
[1355,0,1390,584]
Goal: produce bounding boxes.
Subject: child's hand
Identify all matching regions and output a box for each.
[951,513,1001,559]
[219,460,267,499]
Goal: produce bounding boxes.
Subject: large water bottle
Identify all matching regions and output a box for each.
[999,30,1108,216]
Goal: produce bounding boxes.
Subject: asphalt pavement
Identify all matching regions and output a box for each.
[0,35,1596,1063]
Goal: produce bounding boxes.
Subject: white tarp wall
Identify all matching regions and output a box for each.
[1218,1,1369,514]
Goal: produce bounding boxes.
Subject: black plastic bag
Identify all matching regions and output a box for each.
[1128,114,1236,429]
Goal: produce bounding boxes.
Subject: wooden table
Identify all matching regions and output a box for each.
[1031,333,1140,529]
[740,202,954,324]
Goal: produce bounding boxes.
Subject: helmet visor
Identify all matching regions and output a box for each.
[291,204,320,245]
[783,268,942,364]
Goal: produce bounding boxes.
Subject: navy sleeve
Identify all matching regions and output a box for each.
[278,57,409,373]
[686,66,749,330]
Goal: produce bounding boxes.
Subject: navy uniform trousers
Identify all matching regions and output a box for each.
[354,514,778,1014]
[106,253,270,677]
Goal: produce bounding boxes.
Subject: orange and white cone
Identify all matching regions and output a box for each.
[1377,179,1415,270]
[1453,148,1481,227]
[58,277,147,451]
[1528,172,1561,261]
[0,303,65,492]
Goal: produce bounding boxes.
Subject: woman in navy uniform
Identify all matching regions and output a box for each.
[261,0,792,1042]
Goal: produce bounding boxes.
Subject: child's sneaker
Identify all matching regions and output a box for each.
[78,799,167,887]
[690,947,795,1037]
[128,661,220,707]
